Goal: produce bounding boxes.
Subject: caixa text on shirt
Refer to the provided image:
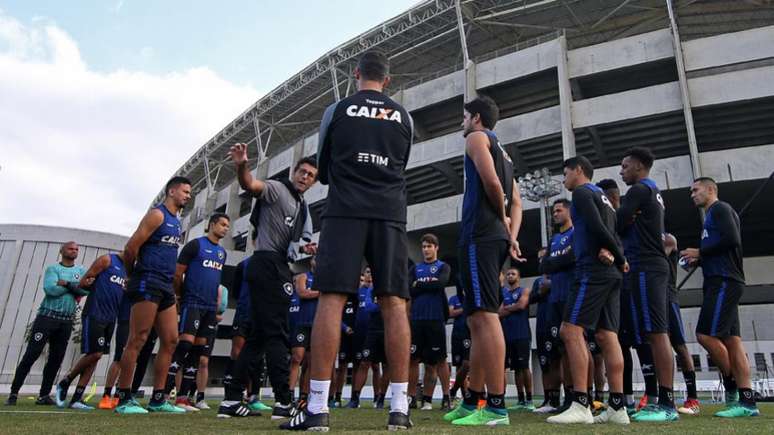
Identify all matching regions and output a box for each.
[346,104,403,123]
[201,259,223,271]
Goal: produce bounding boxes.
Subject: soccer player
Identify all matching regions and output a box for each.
[217,145,318,418]
[536,199,574,414]
[348,269,382,409]
[408,233,452,411]
[165,213,229,411]
[6,242,87,406]
[289,267,318,409]
[530,251,558,413]
[98,293,132,409]
[333,294,357,408]
[281,51,414,431]
[663,233,700,415]
[115,176,191,414]
[55,252,126,410]
[448,289,470,404]
[444,95,524,427]
[616,147,677,422]
[547,156,628,425]
[499,268,533,412]
[681,177,759,417]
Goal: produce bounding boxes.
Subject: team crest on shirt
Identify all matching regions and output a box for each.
[194,320,200,330]
[218,250,225,260]
[34,332,43,342]
[430,265,438,274]
[410,344,417,354]
[601,194,615,211]
[551,326,559,338]
[283,283,294,296]
[98,337,105,346]
[463,339,471,349]
[297,333,305,343]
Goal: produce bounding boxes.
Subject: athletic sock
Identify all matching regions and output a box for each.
[547,389,560,408]
[739,388,756,407]
[658,386,675,409]
[450,386,459,398]
[625,394,634,406]
[117,388,132,405]
[442,394,450,402]
[71,386,86,403]
[307,380,331,415]
[196,392,205,403]
[300,392,309,402]
[409,395,416,406]
[563,386,573,408]
[149,389,166,406]
[422,395,432,405]
[334,392,341,402]
[608,392,624,411]
[683,370,697,399]
[517,390,525,403]
[390,382,409,415]
[103,386,113,398]
[722,374,738,397]
[351,390,360,402]
[573,391,589,407]
[486,393,506,414]
[463,388,480,409]
[222,359,235,388]
[526,391,532,402]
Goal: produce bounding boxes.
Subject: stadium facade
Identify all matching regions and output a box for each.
[160,0,774,394]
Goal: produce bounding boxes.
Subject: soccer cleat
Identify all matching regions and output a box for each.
[375,397,385,409]
[69,401,95,410]
[36,395,55,406]
[546,402,594,424]
[714,404,760,418]
[217,401,257,418]
[452,407,509,426]
[55,384,68,408]
[631,404,679,422]
[272,402,294,420]
[345,399,360,409]
[147,401,187,413]
[443,403,476,422]
[329,398,337,409]
[592,400,606,412]
[195,400,211,410]
[637,394,648,411]
[593,407,630,424]
[533,404,558,414]
[115,399,149,414]
[387,411,413,431]
[725,390,739,407]
[175,397,200,412]
[421,401,433,411]
[626,404,637,416]
[508,401,534,412]
[5,394,18,406]
[247,398,272,412]
[98,395,115,410]
[678,398,700,415]
[279,408,330,432]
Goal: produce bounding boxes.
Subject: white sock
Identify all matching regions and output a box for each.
[307,380,331,415]
[390,382,409,414]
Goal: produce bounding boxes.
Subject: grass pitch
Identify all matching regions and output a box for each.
[1,398,773,434]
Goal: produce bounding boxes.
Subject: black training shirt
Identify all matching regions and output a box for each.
[617,178,668,270]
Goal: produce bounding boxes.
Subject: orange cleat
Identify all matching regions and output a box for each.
[98,395,115,410]
[637,394,648,411]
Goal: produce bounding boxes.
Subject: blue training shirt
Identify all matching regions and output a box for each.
[84,254,127,323]
[179,236,227,311]
[131,204,182,292]
[355,286,375,334]
[501,286,531,341]
[410,260,450,321]
[449,294,468,338]
[297,272,318,327]
[546,227,574,303]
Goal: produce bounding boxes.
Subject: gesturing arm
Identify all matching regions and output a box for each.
[230,143,266,196]
[123,208,164,276]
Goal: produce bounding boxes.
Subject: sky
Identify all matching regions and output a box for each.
[0,0,418,236]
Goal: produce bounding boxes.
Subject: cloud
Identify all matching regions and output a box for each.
[0,11,261,236]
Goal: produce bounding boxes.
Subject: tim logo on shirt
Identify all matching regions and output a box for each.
[357,152,389,166]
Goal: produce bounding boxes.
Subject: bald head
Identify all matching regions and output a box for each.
[60,241,79,262]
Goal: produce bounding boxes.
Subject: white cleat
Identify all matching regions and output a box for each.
[421,402,433,411]
[195,400,211,410]
[533,405,558,414]
[546,402,594,424]
[593,407,630,425]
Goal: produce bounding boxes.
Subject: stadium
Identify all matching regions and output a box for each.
[4,0,774,431]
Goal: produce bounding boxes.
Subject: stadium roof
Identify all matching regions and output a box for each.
[156,0,774,205]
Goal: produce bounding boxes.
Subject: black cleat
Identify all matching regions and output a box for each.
[279,408,330,432]
[375,396,385,409]
[216,401,259,418]
[408,396,417,409]
[272,402,294,420]
[387,412,413,431]
[35,395,55,406]
[5,394,17,406]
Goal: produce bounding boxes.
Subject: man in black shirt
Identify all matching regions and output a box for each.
[681,177,758,417]
[548,156,628,425]
[616,148,676,422]
[282,51,413,432]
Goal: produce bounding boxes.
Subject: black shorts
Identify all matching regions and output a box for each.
[202,334,216,357]
[179,306,218,339]
[506,339,531,370]
[541,300,565,364]
[292,325,312,349]
[564,269,622,332]
[458,240,509,315]
[113,320,130,362]
[410,320,447,364]
[696,277,743,338]
[81,316,115,355]
[362,329,386,364]
[339,330,367,363]
[451,334,471,367]
[231,319,251,338]
[126,277,176,311]
[626,266,669,335]
[619,284,639,347]
[314,217,408,299]
[668,302,687,346]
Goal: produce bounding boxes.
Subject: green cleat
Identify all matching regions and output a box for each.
[452,407,510,426]
[115,399,149,415]
[507,401,534,412]
[626,404,637,416]
[632,404,679,422]
[724,390,739,407]
[714,404,760,418]
[443,403,476,422]
[147,401,187,413]
[247,399,272,412]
